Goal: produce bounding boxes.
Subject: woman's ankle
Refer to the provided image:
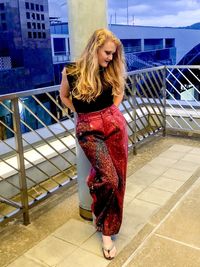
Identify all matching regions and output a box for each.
[102,235,112,244]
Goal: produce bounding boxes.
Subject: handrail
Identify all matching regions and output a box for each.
[1,65,200,225]
[0,85,60,100]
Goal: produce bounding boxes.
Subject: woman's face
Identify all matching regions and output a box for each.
[97,40,117,68]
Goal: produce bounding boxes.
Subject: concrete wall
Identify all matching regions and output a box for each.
[110,25,200,63]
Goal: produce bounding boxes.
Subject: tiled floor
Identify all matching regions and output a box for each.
[123,178,200,267]
[6,144,200,267]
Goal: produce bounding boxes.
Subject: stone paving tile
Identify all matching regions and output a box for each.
[125,181,146,199]
[136,187,173,206]
[80,231,129,257]
[79,231,102,256]
[148,157,178,168]
[124,199,160,219]
[151,176,185,193]
[156,185,200,248]
[126,235,200,267]
[124,192,135,206]
[171,160,200,172]
[190,147,200,155]
[118,214,145,241]
[161,168,194,182]
[128,172,163,187]
[7,256,49,267]
[168,144,193,153]
[121,199,159,238]
[25,235,77,267]
[56,248,108,267]
[182,153,200,164]
[52,218,96,246]
[133,164,169,177]
[111,234,130,255]
[158,150,186,160]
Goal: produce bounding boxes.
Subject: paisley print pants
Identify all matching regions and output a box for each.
[76,104,128,236]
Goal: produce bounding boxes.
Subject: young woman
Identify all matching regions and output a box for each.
[60,28,128,260]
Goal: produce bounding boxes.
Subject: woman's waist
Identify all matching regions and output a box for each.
[77,104,119,121]
[72,94,113,114]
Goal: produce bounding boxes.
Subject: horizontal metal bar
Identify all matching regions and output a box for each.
[0,85,60,100]
[127,65,165,75]
[0,196,21,209]
[166,65,200,69]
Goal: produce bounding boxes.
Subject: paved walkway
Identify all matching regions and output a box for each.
[4,144,200,266]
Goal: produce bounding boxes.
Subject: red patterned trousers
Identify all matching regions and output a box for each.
[76,104,128,236]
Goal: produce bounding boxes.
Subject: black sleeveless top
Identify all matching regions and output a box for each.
[66,70,114,113]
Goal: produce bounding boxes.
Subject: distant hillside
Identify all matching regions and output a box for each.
[179,22,200,29]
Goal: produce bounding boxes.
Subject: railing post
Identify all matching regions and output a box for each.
[162,67,167,136]
[132,74,137,155]
[11,98,30,225]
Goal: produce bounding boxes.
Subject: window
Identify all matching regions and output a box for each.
[27,22,31,29]
[0,3,5,10]
[40,5,44,12]
[32,13,35,19]
[37,23,41,29]
[121,39,141,53]
[42,32,46,38]
[32,22,36,29]
[41,14,44,20]
[53,38,66,55]
[144,39,163,51]
[165,38,175,48]
[38,32,41,38]
[26,12,30,19]
[42,23,45,30]
[1,13,6,20]
[33,32,37,38]
[28,31,32,38]
[2,23,7,30]
[36,4,39,11]
[31,3,34,10]
[36,13,40,20]
[25,2,29,9]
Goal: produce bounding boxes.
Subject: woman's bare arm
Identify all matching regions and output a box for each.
[60,72,76,112]
[113,92,124,107]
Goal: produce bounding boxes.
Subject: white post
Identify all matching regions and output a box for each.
[67,0,108,220]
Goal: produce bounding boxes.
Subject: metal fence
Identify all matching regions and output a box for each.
[0,65,200,225]
[165,65,200,133]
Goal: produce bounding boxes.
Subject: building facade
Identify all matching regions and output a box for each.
[0,0,54,94]
[50,22,200,74]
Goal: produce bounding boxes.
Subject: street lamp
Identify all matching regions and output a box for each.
[127,0,129,25]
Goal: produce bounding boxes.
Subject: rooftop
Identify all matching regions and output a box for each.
[1,135,200,267]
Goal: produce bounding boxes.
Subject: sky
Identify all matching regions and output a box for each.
[48,0,200,27]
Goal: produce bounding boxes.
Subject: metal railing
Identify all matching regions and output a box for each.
[53,52,70,63]
[0,65,200,225]
[165,65,200,133]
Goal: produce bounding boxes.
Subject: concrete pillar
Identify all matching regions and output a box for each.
[141,39,144,51]
[67,0,108,220]
[67,0,107,61]
[163,38,165,49]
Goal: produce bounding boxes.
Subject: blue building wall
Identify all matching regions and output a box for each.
[0,0,54,95]
[50,22,176,82]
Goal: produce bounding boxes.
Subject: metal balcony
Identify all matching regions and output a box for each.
[0,65,200,225]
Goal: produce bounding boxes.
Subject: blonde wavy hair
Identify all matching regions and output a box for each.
[66,28,126,103]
